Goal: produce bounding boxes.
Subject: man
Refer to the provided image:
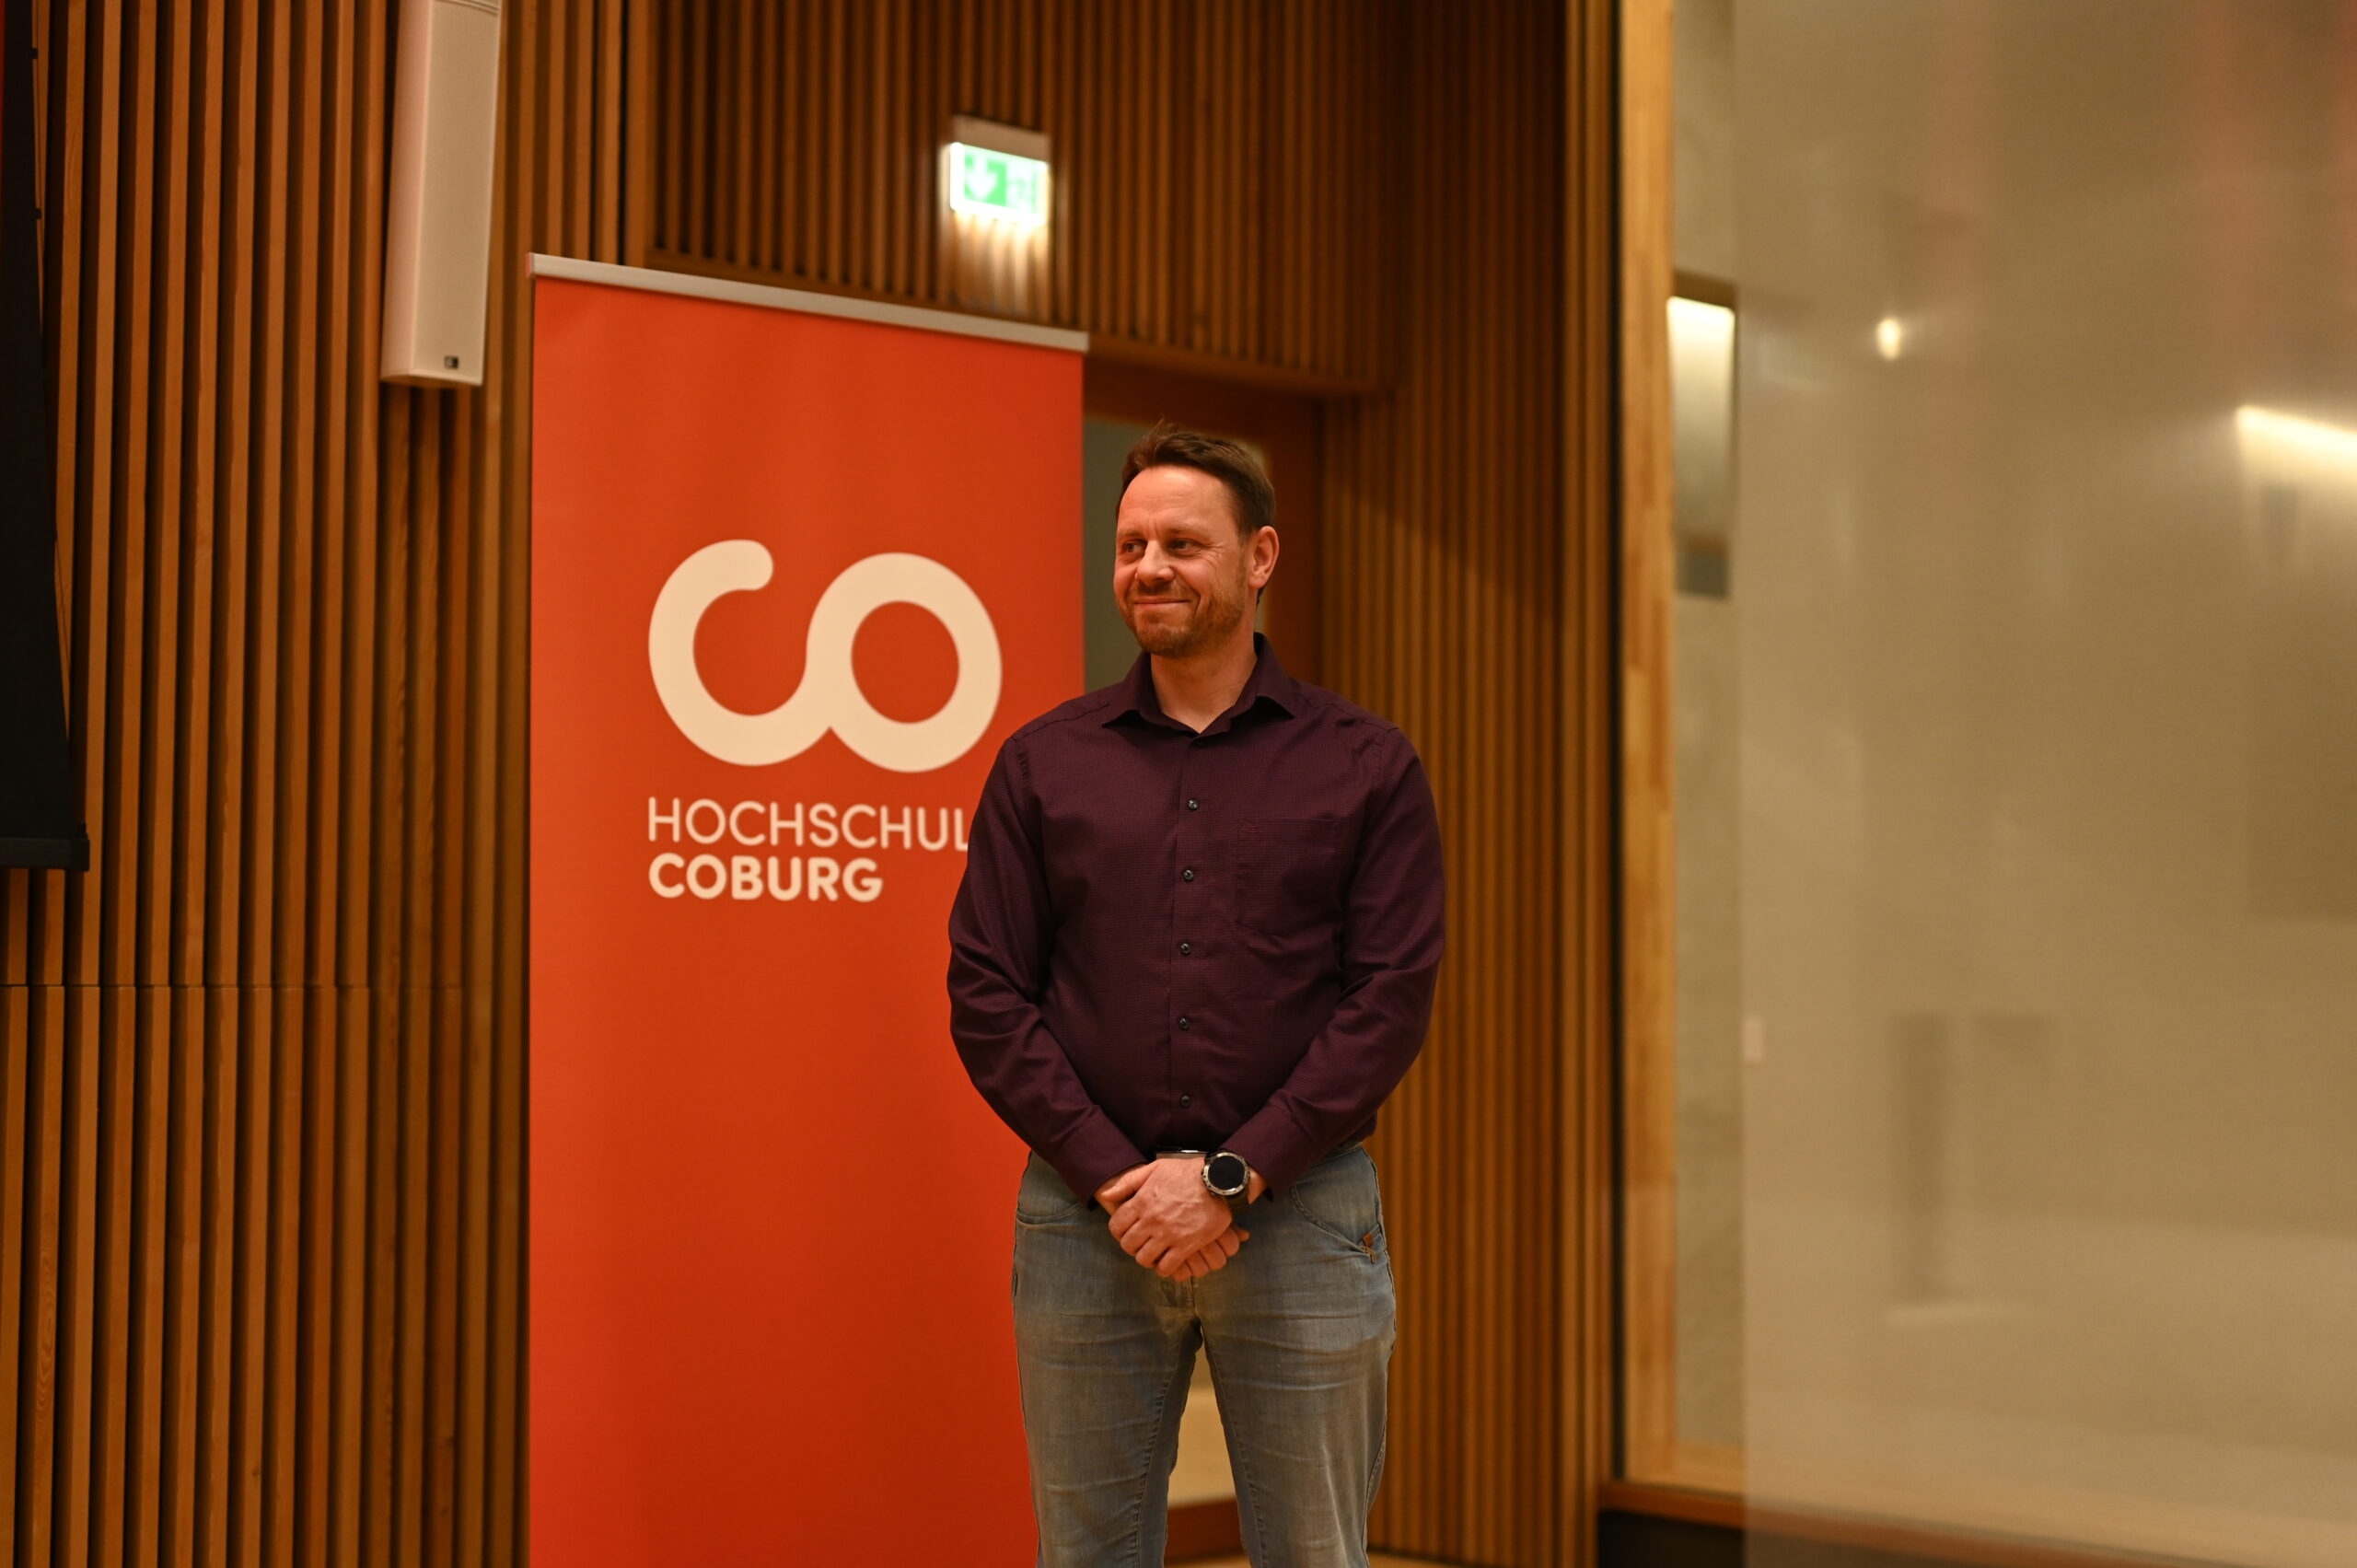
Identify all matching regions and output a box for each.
[947,425,1446,1568]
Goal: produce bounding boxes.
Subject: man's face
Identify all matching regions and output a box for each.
[1114,465,1277,658]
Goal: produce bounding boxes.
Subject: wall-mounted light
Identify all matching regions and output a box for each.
[1668,296,1737,595]
[2235,406,2357,467]
[942,115,1052,319]
[1875,317,1905,361]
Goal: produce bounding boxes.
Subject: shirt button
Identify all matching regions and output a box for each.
[1181,867,1195,882]
[1179,1095,1192,1108]
[1186,798,1200,811]
[1178,1016,1191,1030]
[1179,942,1192,956]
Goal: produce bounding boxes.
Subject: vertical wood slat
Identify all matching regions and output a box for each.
[0,991,27,1553]
[3,2,627,1564]
[1616,0,1690,1504]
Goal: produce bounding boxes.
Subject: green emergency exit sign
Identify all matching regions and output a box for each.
[947,142,1049,226]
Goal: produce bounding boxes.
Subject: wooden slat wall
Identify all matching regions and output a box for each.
[3,3,1616,1565]
[1327,6,1614,1562]
[641,0,1401,389]
[0,3,626,1564]
[643,4,1617,1565]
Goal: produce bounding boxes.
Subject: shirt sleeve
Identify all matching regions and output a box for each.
[1222,727,1446,1198]
[946,734,1148,1206]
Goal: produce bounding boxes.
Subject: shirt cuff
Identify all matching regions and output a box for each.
[1223,1105,1318,1202]
[1048,1114,1148,1212]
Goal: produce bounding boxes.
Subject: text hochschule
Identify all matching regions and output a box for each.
[644,796,970,904]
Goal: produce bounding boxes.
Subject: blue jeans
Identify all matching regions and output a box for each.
[1010,1144,1397,1568]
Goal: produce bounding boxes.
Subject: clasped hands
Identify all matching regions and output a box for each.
[1094,1156,1268,1281]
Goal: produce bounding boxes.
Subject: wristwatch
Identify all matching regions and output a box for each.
[1202,1150,1252,1201]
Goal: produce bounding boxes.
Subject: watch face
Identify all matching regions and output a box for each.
[1207,1153,1248,1193]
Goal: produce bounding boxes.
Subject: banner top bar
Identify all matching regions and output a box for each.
[528,255,1090,354]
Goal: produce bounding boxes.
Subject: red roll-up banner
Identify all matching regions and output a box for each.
[529,259,1082,1566]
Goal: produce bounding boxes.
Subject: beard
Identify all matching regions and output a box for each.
[1121,575,1251,657]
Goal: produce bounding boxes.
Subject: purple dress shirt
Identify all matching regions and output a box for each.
[947,635,1446,1204]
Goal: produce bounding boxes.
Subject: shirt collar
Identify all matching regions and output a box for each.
[1105,633,1301,737]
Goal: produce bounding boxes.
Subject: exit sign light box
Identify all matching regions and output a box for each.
[947,142,1049,227]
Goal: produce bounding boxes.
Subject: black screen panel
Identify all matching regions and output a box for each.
[0,0,86,872]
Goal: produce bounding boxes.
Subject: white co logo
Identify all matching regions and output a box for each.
[648,542,1002,772]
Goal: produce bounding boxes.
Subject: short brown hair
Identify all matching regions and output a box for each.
[1118,424,1274,537]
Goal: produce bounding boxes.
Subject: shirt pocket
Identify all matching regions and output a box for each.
[1232,816,1348,938]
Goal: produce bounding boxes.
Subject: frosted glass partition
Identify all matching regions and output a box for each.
[1735,5,2357,1563]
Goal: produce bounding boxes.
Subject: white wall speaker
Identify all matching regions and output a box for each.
[381,0,505,387]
